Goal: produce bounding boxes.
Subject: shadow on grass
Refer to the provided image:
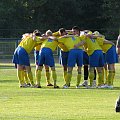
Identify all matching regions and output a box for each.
[0,66,15,69]
[0,80,17,83]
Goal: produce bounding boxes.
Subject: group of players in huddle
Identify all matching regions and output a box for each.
[12,26,118,89]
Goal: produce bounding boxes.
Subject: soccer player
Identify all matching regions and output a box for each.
[35,30,59,88]
[12,29,43,87]
[53,28,69,86]
[95,33,117,88]
[74,33,104,88]
[34,44,53,86]
[72,26,96,88]
[58,29,83,88]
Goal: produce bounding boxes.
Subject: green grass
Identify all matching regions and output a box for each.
[0,63,120,120]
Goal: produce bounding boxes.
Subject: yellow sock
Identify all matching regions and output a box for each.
[89,71,94,86]
[63,70,67,82]
[102,69,104,81]
[66,72,72,86]
[111,71,115,85]
[17,70,24,85]
[35,70,41,86]
[98,72,104,85]
[45,71,51,84]
[105,69,108,84]
[107,70,113,85]
[51,71,57,86]
[76,74,81,86]
[24,71,29,84]
[28,71,34,85]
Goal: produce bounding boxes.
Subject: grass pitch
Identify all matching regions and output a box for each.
[0,62,120,120]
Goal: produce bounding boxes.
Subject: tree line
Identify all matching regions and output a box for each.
[0,0,120,39]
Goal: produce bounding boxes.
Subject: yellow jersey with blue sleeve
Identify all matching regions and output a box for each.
[80,35,102,55]
[19,35,42,54]
[58,36,83,50]
[41,38,58,52]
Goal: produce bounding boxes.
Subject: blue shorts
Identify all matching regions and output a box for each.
[106,46,118,64]
[59,50,69,66]
[83,51,89,65]
[34,50,39,65]
[89,50,104,67]
[38,47,55,67]
[67,49,83,67]
[103,53,107,64]
[12,46,30,66]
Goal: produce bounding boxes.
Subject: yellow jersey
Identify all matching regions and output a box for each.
[19,35,42,54]
[96,37,112,53]
[58,36,83,50]
[80,35,102,55]
[52,31,69,52]
[41,38,58,52]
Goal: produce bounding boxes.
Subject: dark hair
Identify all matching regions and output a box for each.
[72,26,80,32]
[59,28,66,34]
[33,29,41,36]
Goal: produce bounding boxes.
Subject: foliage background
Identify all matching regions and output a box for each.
[0,0,120,39]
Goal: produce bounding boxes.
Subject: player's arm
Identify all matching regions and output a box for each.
[74,40,86,48]
[103,39,115,46]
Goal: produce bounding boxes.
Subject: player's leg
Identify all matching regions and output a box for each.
[44,65,53,86]
[76,66,82,88]
[59,50,69,85]
[97,67,104,88]
[63,67,73,88]
[25,65,35,86]
[17,64,26,87]
[81,51,89,87]
[23,67,31,86]
[105,46,116,88]
[51,66,59,88]
[115,96,120,112]
[76,49,83,88]
[35,65,43,88]
[107,63,115,88]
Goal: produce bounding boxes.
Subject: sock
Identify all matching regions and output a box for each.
[24,71,29,84]
[84,65,88,80]
[94,68,96,80]
[108,71,115,86]
[51,70,57,86]
[27,71,34,85]
[104,69,108,84]
[76,73,81,86]
[65,72,72,86]
[98,72,104,86]
[17,69,24,85]
[35,70,41,86]
[63,70,67,82]
[89,71,94,86]
[45,71,51,84]
[111,71,115,85]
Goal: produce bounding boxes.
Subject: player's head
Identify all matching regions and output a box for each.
[72,26,80,35]
[93,31,105,38]
[93,31,100,35]
[59,28,67,36]
[33,29,41,36]
[45,30,52,36]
